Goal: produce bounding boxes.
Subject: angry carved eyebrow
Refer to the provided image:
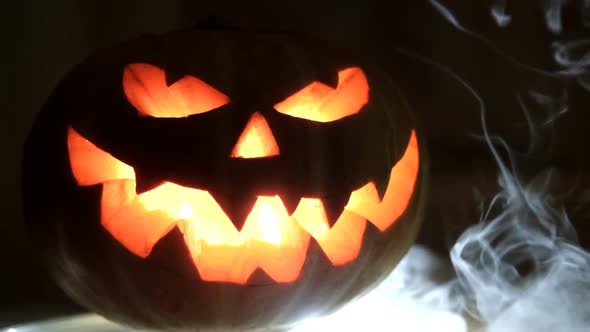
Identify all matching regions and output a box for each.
[274,67,369,122]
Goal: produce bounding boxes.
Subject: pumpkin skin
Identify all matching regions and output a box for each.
[22,28,428,331]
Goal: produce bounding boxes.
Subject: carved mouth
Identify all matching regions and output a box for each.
[68,129,419,284]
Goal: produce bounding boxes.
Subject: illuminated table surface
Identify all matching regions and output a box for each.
[1,247,473,332]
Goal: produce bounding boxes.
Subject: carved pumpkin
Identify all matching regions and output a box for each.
[23,28,427,330]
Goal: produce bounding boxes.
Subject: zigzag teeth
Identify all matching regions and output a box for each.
[101,182,369,283]
[281,192,301,216]
[95,130,420,284]
[321,194,350,228]
[210,190,259,232]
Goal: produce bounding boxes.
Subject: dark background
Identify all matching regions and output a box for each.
[2,0,589,327]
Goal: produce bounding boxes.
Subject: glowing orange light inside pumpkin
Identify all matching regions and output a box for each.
[179,202,193,219]
[67,128,135,185]
[293,198,367,265]
[274,67,369,122]
[123,63,230,118]
[67,127,419,284]
[231,112,280,159]
[255,203,281,244]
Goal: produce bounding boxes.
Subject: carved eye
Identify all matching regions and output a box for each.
[274,67,369,122]
[123,63,229,118]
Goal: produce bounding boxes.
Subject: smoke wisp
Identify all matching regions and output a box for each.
[298,2,590,331]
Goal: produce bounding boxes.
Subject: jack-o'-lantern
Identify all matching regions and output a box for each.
[23,28,427,331]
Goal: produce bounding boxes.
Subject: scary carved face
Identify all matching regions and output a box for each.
[24,30,426,330]
[66,61,419,285]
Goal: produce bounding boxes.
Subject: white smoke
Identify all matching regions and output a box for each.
[293,70,590,332]
[553,40,590,91]
[490,0,569,32]
[451,131,590,331]
[406,1,590,331]
[299,2,590,331]
[431,0,590,93]
[290,246,467,332]
[491,0,512,27]
[541,0,568,34]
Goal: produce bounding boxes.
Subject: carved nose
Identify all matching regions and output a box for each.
[231,112,280,159]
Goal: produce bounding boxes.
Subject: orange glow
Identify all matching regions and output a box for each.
[123,63,229,118]
[274,67,369,122]
[114,184,311,284]
[67,128,135,186]
[230,112,280,159]
[101,180,178,258]
[67,127,420,284]
[293,199,366,265]
[346,131,420,231]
